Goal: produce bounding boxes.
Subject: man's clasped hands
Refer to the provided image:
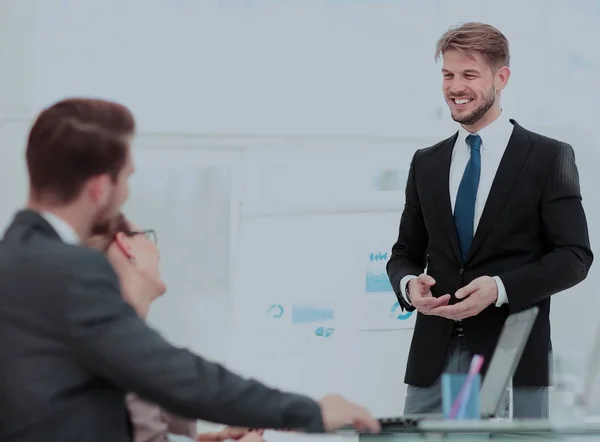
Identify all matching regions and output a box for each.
[407,274,499,321]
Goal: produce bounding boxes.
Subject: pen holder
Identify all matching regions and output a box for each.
[441,373,481,420]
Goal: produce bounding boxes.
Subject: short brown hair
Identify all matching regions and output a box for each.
[26,97,135,203]
[435,22,510,70]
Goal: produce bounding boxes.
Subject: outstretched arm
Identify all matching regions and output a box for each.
[64,255,324,432]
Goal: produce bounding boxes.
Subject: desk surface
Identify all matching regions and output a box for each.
[352,419,600,441]
[420,419,600,433]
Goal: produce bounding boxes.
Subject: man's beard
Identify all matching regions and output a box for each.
[90,191,121,237]
[90,217,115,236]
[451,87,496,126]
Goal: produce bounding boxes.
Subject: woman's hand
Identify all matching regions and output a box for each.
[197,427,264,441]
[237,431,266,442]
[106,246,163,317]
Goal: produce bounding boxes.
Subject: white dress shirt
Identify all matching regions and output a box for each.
[400,113,515,308]
[40,212,80,245]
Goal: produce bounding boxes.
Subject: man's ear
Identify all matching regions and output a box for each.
[495,65,510,92]
[86,174,112,206]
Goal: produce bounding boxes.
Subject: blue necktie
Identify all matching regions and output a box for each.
[454,134,482,262]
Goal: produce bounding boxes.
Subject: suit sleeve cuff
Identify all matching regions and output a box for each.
[400,275,418,306]
[493,276,508,307]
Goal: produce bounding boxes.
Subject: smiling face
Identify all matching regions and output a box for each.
[442,49,510,131]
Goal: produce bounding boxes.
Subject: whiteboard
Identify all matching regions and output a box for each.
[124,145,243,363]
[33,0,600,135]
[227,211,413,418]
[242,141,422,218]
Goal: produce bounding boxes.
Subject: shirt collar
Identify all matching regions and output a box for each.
[457,110,514,150]
[40,212,80,245]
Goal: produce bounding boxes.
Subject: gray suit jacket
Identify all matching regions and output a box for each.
[0,210,324,442]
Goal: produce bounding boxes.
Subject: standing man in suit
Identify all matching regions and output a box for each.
[387,22,593,418]
[0,98,379,441]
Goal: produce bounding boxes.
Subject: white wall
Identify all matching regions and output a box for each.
[0,0,36,227]
[0,117,30,228]
[30,0,600,136]
[1,0,600,436]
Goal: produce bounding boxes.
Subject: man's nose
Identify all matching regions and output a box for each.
[446,79,469,95]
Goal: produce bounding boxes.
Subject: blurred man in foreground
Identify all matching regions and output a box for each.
[0,98,380,441]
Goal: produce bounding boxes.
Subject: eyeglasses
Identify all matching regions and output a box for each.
[127,229,157,244]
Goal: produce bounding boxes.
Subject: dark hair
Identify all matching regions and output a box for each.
[26,97,135,204]
[87,213,133,251]
[91,212,131,236]
[435,22,510,71]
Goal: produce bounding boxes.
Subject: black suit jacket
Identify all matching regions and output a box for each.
[0,210,324,442]
[387,120,593,388]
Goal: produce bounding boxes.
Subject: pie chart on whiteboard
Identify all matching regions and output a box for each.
[390,301,413,320]
[267,303,284,319]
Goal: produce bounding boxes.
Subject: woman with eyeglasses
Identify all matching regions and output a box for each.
[87,214,265,442]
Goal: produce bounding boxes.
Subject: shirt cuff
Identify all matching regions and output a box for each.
[400,275,418,306]
[493,276,508,307]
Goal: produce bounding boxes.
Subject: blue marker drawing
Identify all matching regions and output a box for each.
[365,251,393,293]
[365,272,393,293]
[390,301,413,320]
[292,305,334,324]
[315,326,335,338]
[267,304,284,319]
[369,252,388,262]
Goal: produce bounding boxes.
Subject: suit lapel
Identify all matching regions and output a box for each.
[433,132,462,264]
[465,120,532,262]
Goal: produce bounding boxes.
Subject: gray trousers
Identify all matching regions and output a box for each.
[404,337,549,419]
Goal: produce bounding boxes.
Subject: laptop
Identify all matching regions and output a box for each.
[575,315,600,412]
[374,306,539,431]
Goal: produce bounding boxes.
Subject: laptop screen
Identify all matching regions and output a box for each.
[479,307,539,417]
